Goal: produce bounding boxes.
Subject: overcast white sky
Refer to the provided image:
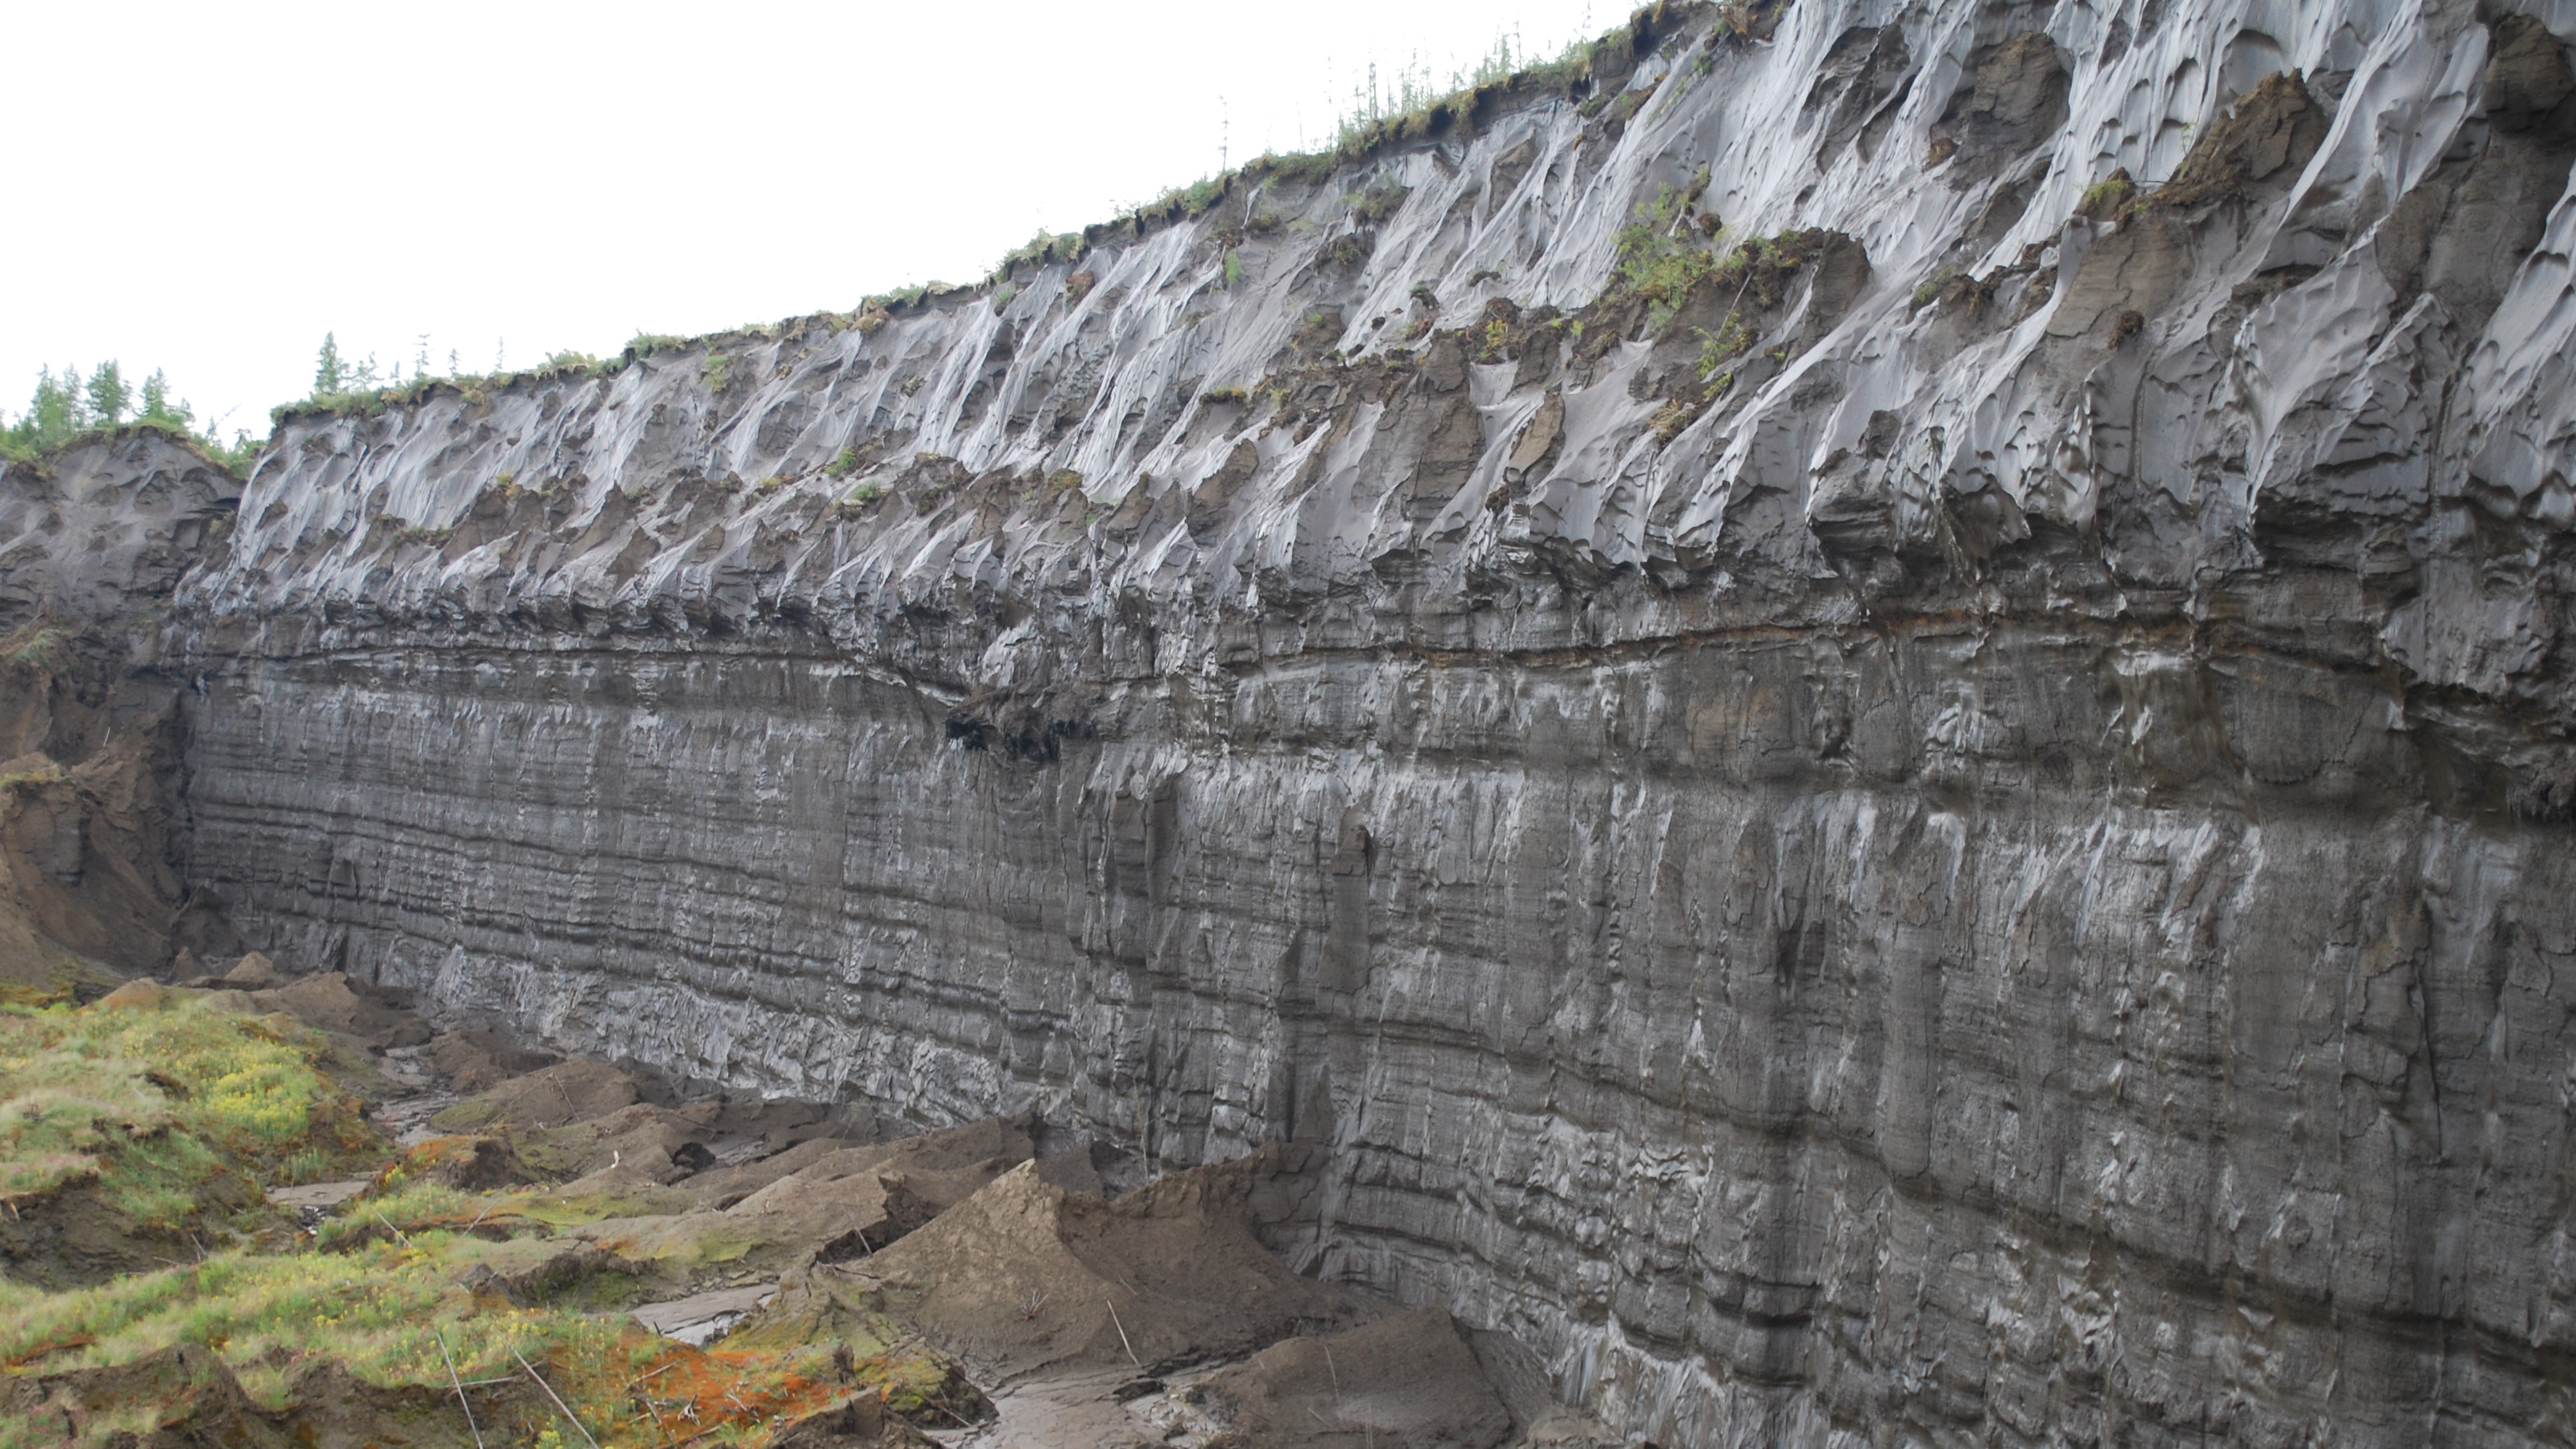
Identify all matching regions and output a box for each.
[1,1,1611,440]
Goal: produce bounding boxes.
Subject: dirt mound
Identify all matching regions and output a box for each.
[428,1029,560,1092]
[1033,1142,1112,1196]
[219,951,285,988]
[252,973,422,1045]
[731,1116,1034,1215]
[1198,1309,1515,1448]
[852,1146,1363,1380]
[573,1115,1035,1270]
[733,1118,1035,1261]
[265,1356,517,1449]
[519,1102,719,1187]
[430,1056,639,1132]
[191,971,427,1051]
[170,951,284,989]
[96,977,166,1011]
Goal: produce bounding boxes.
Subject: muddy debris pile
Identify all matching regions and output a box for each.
[0,960,1575,1449]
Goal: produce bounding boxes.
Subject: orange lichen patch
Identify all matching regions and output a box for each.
[370,1136,450,1192]
[558,1330,846,1446]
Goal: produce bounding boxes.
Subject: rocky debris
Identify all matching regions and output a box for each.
[522,1102,720,1188]
[676,1132,860,1205]
[169,949,283,989]
[256,973,427,1045]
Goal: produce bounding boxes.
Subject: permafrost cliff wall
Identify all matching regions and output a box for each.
[136,0,2576,1440]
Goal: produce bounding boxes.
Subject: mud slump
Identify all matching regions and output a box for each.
[0,963,1573,1449]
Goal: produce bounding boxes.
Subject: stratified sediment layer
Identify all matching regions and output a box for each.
[156,1,2576,1441]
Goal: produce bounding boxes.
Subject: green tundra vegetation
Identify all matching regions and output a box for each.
[0,987,959,1448]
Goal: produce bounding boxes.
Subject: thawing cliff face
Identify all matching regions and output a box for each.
[158,0,2576,1440]
[0,433,239,981]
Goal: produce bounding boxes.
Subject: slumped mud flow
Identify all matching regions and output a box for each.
[5,0,2576,1443]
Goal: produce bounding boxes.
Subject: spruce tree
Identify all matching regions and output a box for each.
[35,367,83,440]
[313,333,346,397]
[138,370,192,428]
[84,361,130,426]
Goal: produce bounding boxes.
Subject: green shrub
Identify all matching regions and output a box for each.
[2078,170,2137,222]
[1350,182,1411,226]
[1614,186,1721,331]
[861,283,933,313]
[1692,315,1750,379]
[991,229,1084,281]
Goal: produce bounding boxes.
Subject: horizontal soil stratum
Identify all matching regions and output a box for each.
[7,0,2576,1443]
